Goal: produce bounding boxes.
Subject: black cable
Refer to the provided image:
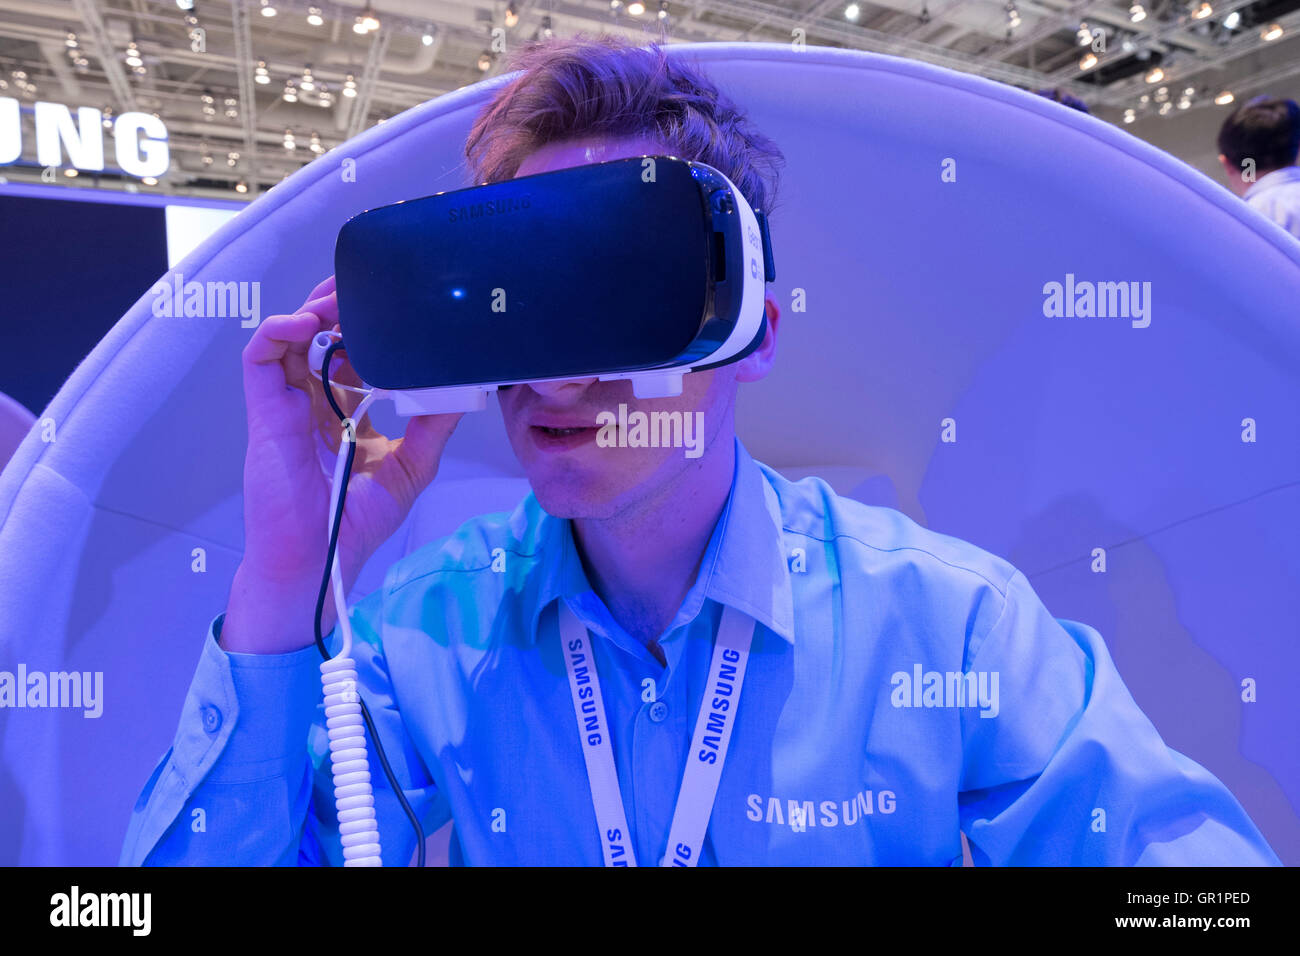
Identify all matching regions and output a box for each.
[316,339,426,867]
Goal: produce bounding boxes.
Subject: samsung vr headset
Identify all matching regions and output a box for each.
[325,154,776,415]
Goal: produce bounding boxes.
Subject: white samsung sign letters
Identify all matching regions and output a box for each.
[0,97,169,178]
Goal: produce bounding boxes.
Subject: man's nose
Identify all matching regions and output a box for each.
[525,377,599,401]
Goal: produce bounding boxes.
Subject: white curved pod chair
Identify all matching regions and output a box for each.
[0,43,1296,866]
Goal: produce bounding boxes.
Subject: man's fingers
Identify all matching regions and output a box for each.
[301,289,339,328]
[245,311,321,363]
[387,413,465,493]
[305,274,336,301]
[243,312,323,408]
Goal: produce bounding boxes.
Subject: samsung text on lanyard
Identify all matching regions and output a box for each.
[559,600,754,866]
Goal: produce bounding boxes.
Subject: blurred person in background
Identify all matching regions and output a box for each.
[1035,88,1090,113]
[1217,95,1300,241]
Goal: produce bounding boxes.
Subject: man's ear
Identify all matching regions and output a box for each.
[735,294,780,384]
[767,295,780,323]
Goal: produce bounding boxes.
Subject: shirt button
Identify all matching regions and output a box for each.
[649,700,669,723]
[201,704,222,733]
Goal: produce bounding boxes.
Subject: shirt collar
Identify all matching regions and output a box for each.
[525,435,795,645]
[1244,164,1300,198]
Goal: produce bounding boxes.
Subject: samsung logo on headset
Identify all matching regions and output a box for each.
[448,195,531,222]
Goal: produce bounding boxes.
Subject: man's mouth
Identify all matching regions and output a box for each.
[529,423,598,451]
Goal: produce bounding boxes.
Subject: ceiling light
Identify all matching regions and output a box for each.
[1145,67,1164,83]
[1191,3,1212,19]
[505,3,520,26]
[307,6,323,26]
[1223,11,1240,29]
[1129,3,1146,23]
[1214,90,1234,105]
[628,0,646,14]
[1079,52,1098,70]
[1261,23,1283,41]
[844,3,860,21]
[235,181,248,193]
[260,1,276,18]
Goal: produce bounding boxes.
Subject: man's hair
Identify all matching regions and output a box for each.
[464,34,786,214]
[1034,88,1090,114]
[1217,96,1300,172]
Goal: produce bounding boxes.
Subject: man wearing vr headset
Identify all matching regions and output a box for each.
[123,36,1278,867]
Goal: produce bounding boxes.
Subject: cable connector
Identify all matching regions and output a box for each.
[309,331,372,398]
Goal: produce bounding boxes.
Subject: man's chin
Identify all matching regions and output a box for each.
[523,469,612,520]
[516,445,675,519]
[530,486,614,520]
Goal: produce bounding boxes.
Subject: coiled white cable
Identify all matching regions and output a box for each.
[320,387,385,866]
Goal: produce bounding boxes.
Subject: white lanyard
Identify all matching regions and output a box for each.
[559,599,754,867]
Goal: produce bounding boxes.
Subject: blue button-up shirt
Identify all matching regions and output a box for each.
[120,438,1280,866]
